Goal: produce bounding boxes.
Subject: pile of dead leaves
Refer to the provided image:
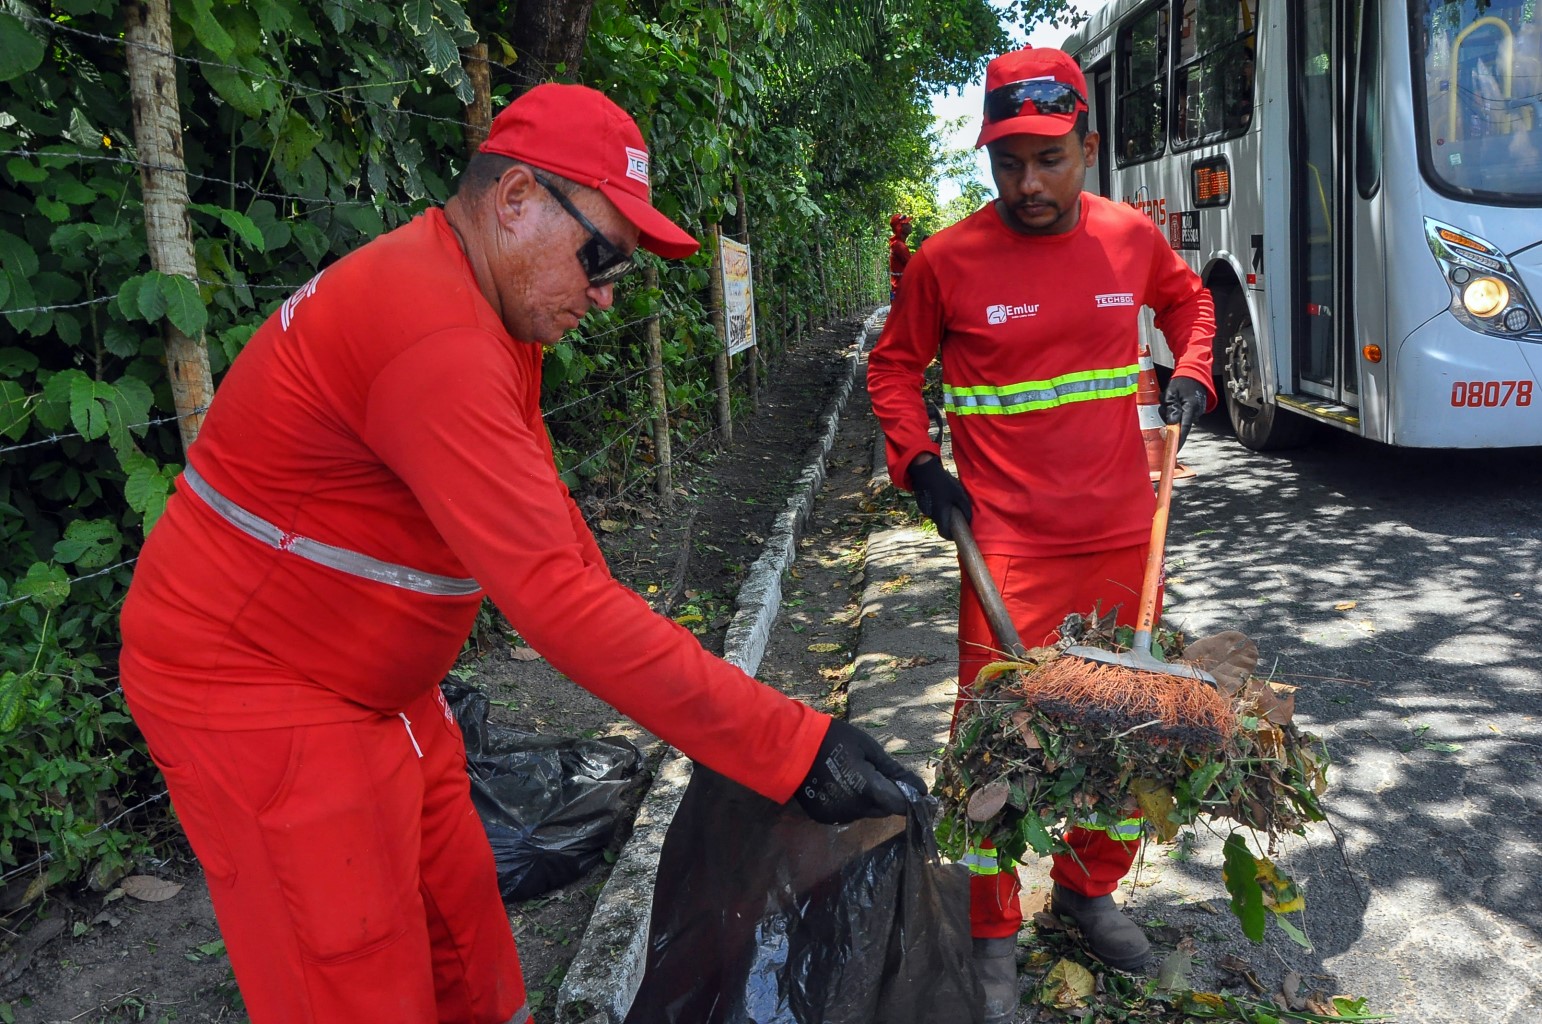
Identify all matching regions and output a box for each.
[1014,915,1387,1023]
[934,609,1330,940]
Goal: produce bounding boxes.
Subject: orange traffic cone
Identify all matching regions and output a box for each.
[1136,345,1195,483]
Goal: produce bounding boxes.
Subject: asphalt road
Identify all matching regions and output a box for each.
[852,400,1542,1023]
[1155,411,1542,1022]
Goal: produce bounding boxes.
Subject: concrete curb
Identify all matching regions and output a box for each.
[555,309,888,1023]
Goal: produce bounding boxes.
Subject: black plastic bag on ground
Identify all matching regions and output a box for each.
[624,764,982,1024]
[442,683,647,902]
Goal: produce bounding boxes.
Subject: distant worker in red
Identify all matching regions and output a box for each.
[888,212,913,301]
[119,83,922,1024]
[868,45,1215,1022]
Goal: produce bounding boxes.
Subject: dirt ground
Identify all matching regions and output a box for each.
[0,312,880,1024]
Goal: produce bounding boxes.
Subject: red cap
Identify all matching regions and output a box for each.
[975,46,1089,147]
[479,83,699,259]
[889,213,912,230]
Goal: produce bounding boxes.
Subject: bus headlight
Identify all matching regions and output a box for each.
[1424,217,1542,340]
[1463,277,1508,318]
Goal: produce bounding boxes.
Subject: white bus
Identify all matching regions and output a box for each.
[1062,0,1542,449]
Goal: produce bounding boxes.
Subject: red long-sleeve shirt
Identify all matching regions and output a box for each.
[869,195,1215,557]
[119,208,826,803]
[889,233,912,278]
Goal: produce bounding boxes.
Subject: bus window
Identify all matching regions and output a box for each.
[1173,0,1259,148]
[1415,0,1542,203]
[1116,2,1170,165]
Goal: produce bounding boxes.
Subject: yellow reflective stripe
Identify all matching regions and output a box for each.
[961,854,999,875]
[944,364,1139,416]
[1079,816,1144,841]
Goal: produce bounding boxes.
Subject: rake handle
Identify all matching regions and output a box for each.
[1134,422,1182,648]
[951,516,1029,661]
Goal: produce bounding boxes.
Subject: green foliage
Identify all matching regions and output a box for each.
[0,0,1001,896]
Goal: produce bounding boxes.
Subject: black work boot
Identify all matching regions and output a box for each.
[972,936,1019,1024]
[1049,884,1151,971]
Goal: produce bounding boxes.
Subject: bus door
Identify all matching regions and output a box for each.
[1292,0,1380,417]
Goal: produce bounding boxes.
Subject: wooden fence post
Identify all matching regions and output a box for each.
[643,264,673,505]
[123,0,212,453]
[705,225,732,443]
[734,176,758,414]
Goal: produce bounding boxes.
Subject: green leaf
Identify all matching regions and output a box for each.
[402,0,434,35]
[1274,914,1312,950]
[0,380,29,441]
[135,271,169,323]
[189,202,266,251]
[0,670,26,733]
[273,112,323,173]
[158,274,207,335]
[201,63,269,119]
[0,13,45,82]
[5,157,47,184]
[53,519,123,570]
[68,374,113,440]
[52,177,97,205]
[1221,833,1266,942]
[102,323,142,359]
[124,461,171,518]
[176,0,236,58]
[1014,807,1054,856]
[116,275,150,323]
[14,562,70,610]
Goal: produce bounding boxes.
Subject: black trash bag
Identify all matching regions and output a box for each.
[442,683,647,902]
[624,764,983,1024]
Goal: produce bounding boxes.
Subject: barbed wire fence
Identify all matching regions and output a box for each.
[0,3,884,891]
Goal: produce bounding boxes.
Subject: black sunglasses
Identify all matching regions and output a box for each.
[983,78,1087,124]
[531,170,636,287]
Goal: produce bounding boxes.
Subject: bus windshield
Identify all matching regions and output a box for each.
[1416,0,1542,204]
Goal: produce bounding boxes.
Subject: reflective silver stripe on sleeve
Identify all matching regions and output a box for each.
[181,465,482,597]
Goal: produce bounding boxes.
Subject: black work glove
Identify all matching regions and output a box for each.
[794,719,927,824]
[908,455,972,541]
[1162,375,1209,450]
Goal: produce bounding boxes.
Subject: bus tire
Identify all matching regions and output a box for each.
[1222,314,1318,452]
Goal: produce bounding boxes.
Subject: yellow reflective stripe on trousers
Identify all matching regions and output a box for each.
[944,364,1139,416]
[962,845,1002,875]
[1079,816,1144,842]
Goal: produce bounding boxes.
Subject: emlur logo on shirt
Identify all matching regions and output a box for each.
[1095,293,1135,307]
[986,302,1040,325]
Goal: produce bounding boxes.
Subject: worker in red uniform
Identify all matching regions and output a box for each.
[867,45,1214,1020]
[119,83,922,1024]
[888,213,913,301]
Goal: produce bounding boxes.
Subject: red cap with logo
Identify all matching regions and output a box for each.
[479,83,699,259]
[975,46,1089,148]
[889,213,912,230]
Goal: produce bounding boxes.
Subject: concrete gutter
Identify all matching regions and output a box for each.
[555,309,888,1024]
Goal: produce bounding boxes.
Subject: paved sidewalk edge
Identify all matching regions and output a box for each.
[555,309,885,1023]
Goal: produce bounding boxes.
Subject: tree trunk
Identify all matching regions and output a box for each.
[123,0,211,453]
[462,42,492,154]
[506,0,596,88]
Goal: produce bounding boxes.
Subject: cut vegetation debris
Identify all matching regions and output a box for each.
[935,608,1331,943]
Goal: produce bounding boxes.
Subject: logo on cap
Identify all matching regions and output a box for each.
[625,147,650,186]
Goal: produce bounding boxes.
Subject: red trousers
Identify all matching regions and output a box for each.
[127,687,528,1023]
[955,545,1156,939]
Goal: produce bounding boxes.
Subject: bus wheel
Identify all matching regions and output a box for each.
[1223,318,1317,451]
